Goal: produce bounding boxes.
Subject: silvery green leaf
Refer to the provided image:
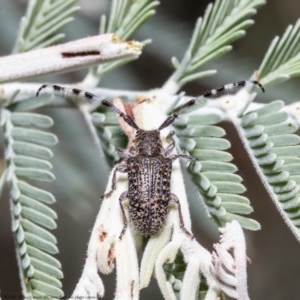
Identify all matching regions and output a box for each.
[213,182,246,194]
[193,137,230,150]
[191,149,233,162]
[14,155,53,170]
[31,257,63,279]
[203,172,242,183]
[27,246,61,269]
[13,141,53,160]
[21,219,57,244]
[11,112,54,128]
[19,195,57,219]
[175,125,225,138]
[219,194,250,204]
[12,127,58,145]
[25,232,58,254]
[224,213,261,230]
[33,270,62,288]
[9,94,53,112]
[201,161,238,173]
[269,134,300,146]
[15,167,55,182]
[222,202,253,214]
[265,123,298,136]
[18,181,56,204]
[30,279,64,298]
[21,206,57,229]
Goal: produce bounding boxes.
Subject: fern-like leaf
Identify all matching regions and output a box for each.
[1,98,62,298]
[174,103,260,230]
[93,0,159,78]
[163,0,265,92]
[13,0,80,53]
[239,100,300,241]
[258,19,300,86]
[101,0,159,40]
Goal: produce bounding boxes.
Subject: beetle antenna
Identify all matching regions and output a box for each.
[102,100,139,130]
[158,99,196,131]
[37,84,140,130]
[158,80,264,131]
[36,84,101,104]
[200,80,265,99]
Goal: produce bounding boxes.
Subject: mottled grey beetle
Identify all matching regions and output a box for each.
[100,98,197,238]
[37,80,264,238]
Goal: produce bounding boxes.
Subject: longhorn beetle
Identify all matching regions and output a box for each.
[37,80,264,238]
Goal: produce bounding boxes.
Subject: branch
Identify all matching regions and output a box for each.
[0,34,142,83]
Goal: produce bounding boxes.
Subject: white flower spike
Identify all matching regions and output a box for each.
[210,220,250,300]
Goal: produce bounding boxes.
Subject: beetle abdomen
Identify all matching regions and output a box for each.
[127,156,172,235]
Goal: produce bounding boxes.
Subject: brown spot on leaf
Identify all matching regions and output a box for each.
[99,231,107,242]
[108,244,115,267]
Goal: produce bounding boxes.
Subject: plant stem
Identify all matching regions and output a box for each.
[0,34,142,83]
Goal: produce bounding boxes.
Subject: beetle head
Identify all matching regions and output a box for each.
[135,129,164,156]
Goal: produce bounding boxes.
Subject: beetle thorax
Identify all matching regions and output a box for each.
[135,129,164,157]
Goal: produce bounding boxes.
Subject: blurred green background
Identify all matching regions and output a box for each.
[0,0,300,299]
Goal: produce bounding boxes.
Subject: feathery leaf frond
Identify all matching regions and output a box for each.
[174,104,260,231]
[258,19,300,87]
[93,0,159,78]
[13,0,80,53]
[239,100,300,241]
[1,98,62,298]
[163,0,266,93]
[100,0,159,40]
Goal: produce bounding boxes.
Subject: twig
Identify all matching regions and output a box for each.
[0,34,142,83]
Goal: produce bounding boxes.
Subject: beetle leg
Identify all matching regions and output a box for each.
[101,164,128,199]
[167,136,197,166]
[119,191,129,239]
[170,154,196,166]
[170,194,194,239]
[164,131,176,156]
[117,148,134,159]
